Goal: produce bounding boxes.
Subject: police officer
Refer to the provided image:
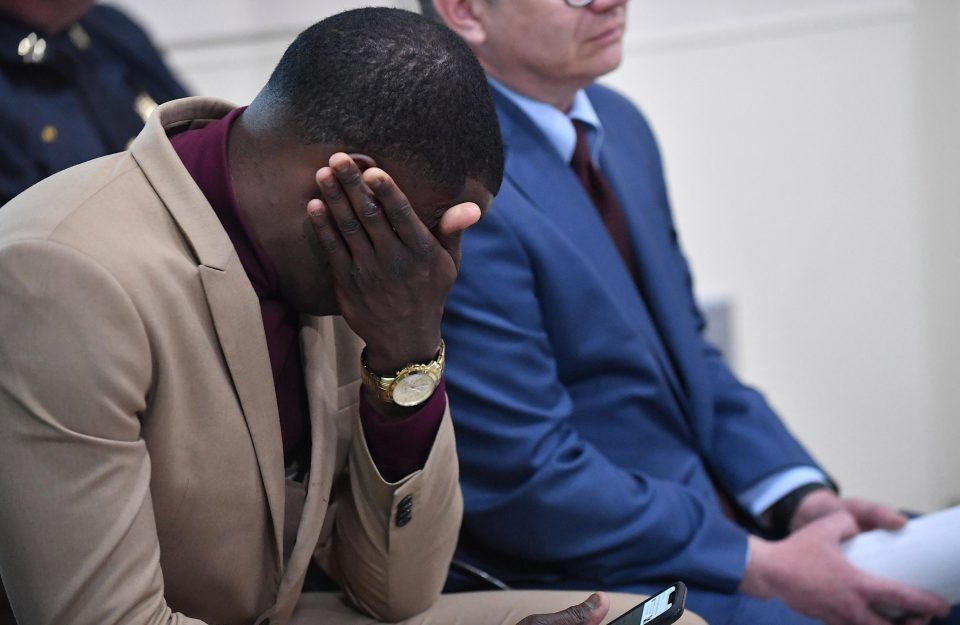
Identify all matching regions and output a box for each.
[0,0,188,205]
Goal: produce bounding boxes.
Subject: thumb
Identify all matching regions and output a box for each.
[517,593,610,625]
[436,202,482,263]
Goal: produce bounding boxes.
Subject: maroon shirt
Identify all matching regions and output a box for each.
[170,108,443,481]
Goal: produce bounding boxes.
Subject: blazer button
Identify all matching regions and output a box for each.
[396,495,413,527]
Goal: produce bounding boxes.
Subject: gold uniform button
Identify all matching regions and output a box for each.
[40,125,58,143]
[18,33,46,63]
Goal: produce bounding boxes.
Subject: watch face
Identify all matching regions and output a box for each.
[392,370,438,407]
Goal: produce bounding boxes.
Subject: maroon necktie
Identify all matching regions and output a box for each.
[570,119,639,279]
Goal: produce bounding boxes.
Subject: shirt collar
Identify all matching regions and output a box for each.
[488,77,604,164]
[170,106,283,300]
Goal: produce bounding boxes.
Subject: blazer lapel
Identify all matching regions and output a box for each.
[131,98,286,568]
[597,120,713,426]
[199,265,286,565]
[269,315,340,622]
[495,93,691,416]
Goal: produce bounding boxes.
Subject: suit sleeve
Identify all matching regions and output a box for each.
[441,210,748,592]
[700,342,827,498]
[0,240,207,625]
[325,398,462,621]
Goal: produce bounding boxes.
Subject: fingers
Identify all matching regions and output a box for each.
[436,202,481,269]
[862,575,951,620]
[326,153,401,252]
[314,154,464,281]
[315,164,375,262]
[812,509,861,543]
[306,198,352,279]
[843,499,908,531]
[570,593,608,625]
[321,154,465,262]
[362,167,435,258]
[516,593,609,625]
[438,202,482,239]
[853,606,901,625]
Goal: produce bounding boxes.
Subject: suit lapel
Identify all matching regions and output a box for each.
[495,92,691,416]
[132,98,286,569]
[596,108,713,426]
[199,264,286,566]
[294,318,340,559]
[270,315,339,622]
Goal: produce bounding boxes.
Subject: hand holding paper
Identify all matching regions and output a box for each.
[843,505,960,612]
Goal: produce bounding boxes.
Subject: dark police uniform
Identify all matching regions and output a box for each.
[0,5,188,205]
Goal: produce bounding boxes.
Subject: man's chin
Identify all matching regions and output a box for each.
[599,48,624,75]
[578,54,623,85]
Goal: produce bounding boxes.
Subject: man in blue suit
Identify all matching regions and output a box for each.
[422,1,954,624]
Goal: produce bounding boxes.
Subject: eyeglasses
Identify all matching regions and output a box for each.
[563,0,595,7]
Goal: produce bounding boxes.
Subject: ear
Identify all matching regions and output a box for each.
[347,153,378,172]
[432,0,489,46]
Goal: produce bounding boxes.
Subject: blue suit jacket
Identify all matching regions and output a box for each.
[442,84,824,599]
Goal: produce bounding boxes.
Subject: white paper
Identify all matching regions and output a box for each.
[842,505,960,604]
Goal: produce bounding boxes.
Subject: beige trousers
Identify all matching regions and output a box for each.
[291,590,708,625]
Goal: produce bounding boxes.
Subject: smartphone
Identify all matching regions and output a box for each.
[607,582,687,625]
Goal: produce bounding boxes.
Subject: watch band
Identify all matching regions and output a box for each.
[767,482,834,539]
[360,340,445,406]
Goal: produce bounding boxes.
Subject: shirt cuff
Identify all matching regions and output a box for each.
[737,466,830,519]
[358,378,446,483]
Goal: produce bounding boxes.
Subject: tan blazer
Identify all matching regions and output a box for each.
[0,98,463,625]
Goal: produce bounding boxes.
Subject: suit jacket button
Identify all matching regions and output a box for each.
[396,495,413,527]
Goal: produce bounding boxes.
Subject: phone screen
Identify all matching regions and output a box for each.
[612,586,677,625]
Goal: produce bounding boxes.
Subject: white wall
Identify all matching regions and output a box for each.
[912,1,960,508]
[113,0,416,102]
[606,0,958,511]
[110,0,958,511]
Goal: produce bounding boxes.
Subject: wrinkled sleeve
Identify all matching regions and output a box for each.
[325,397,462,622]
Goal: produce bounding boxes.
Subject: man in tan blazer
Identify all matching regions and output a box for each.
[0,7,708,625]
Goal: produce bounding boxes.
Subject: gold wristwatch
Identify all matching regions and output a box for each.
[360,340,445,407]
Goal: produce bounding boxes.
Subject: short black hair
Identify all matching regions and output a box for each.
[265,7,502,195]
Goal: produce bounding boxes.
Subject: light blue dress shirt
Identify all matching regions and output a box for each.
[488,76,604,163]
[487,77,829,523]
